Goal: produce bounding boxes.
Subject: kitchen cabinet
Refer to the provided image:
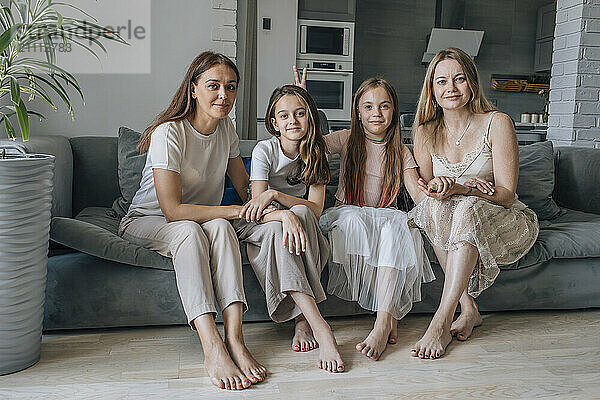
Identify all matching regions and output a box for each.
[535,3,556,72]
[298,0,355,22]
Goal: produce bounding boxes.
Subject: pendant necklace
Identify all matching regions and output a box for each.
[444,115,473,146]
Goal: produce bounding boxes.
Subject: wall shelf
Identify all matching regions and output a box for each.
[491,74,550,93]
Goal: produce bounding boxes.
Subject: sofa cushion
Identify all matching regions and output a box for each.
[503,208,600,270]
[535,208,600,259]
[50,207,173,270]
[554,146,600,215]
[516,141,563,220]
[112,127,147,218]
[221,157,251,206]
[70,137,120,216]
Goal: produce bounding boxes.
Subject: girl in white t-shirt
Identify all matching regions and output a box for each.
[235,84,344,373]
[119,52,266,391]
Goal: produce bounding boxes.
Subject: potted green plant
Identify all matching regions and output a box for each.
[0,0,125,375]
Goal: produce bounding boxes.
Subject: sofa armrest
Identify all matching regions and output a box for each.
[554,146,600,215]
[0,135,73,218]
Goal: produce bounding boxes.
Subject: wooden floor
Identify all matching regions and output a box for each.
[1,310,599,399]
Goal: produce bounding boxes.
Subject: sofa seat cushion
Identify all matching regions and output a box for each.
[511,208,600,269]
[424,208,600,271]
[536,208,600,259]
[51,207,173,271]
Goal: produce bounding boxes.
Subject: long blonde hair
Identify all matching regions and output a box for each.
[345,78,403,208]
[265,85,330,186]
[413,47,496,153]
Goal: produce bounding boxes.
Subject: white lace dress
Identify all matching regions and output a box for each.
[408,112,539,297]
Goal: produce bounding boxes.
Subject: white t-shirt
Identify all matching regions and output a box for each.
[128,117,240,216]
[250,136,307,198]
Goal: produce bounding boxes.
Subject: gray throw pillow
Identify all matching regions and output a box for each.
[516,141,563,220]
[111,127,147,217]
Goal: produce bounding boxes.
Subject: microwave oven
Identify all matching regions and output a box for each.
[297,19,354,69]
[304,70,353,122]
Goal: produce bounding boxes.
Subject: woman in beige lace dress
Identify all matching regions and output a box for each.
[408,47,539,359]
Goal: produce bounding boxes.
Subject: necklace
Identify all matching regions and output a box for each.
[365,135,386,144]
[444,115,473,146]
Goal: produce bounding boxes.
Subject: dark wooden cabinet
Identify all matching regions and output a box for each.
[298,0,355,21]
[535,3,556,72]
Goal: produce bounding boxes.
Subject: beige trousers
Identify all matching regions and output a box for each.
[119,215,246,326]
[233,205,329,323]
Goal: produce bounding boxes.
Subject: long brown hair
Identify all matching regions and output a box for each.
[413,47,496,153]
[344,78,403,208]
[137,51,240,153]
[265,85,330,186]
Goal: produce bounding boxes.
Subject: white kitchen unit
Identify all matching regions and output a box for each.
[256,0,298,140]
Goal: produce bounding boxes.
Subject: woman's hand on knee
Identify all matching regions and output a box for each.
[281,210,306,255]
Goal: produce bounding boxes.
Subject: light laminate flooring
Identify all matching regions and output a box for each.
[1,310,599,399]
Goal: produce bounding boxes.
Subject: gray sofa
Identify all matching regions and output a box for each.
[2,133,599,331]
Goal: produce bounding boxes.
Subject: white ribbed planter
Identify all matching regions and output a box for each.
[0,153,54,375]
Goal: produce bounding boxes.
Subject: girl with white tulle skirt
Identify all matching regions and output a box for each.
[319,77,435,361]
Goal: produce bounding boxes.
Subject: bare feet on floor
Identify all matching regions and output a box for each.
[411,318,452,360]
[292,315,318,352]
[313,327,345,373]
[388,320,398,344]
[356,315,397,361]
[451,309,483,341]
[203,342,252,390]
[225,338,268,385]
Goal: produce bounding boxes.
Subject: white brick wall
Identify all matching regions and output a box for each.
[582,6,600,18]
[209,1,238,124]
[212,0,237,10]
[209,2,237,57]
[548,0,600,147]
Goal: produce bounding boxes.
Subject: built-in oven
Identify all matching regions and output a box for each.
[297,19,354,69]
[302,69,353,122]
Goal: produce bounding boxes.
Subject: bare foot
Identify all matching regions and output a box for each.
[388,320,398,344]
[204,342,252,390]
[226,338,268,385]
[313,327,345,373]
[451,310,483,341]
[356,325,391,361]
[356,314,396,360]
[292,315,318,352]
[411,318,452,360]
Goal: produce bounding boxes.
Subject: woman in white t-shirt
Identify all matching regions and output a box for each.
[235,84,345,373]
[118,52,266,391]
